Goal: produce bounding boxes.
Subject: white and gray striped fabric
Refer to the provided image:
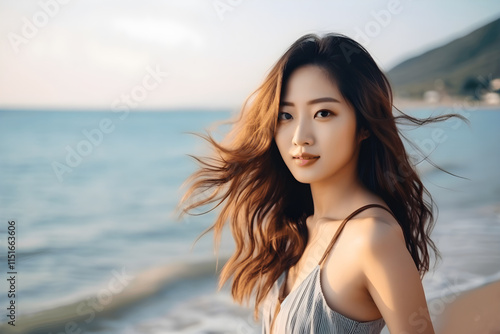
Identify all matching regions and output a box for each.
[261,264,385,333]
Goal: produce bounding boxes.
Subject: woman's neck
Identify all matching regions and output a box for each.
[309,172,372,221]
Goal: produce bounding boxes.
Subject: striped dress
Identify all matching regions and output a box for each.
[262,204,393,334]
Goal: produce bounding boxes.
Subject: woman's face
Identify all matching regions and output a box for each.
[274,65,363,185]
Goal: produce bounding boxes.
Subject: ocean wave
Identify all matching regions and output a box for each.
[425,270,500,302]
[0,255,232,334]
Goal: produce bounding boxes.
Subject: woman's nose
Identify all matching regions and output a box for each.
[292,120,314,146]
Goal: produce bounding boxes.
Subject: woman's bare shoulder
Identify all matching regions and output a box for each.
[343,207,406,252]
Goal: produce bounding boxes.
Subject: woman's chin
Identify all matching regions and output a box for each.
[291,174,320,185]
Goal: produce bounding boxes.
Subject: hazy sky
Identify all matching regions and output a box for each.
[1,0,499,110]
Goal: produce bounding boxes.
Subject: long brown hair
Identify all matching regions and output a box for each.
[177,33,464,320]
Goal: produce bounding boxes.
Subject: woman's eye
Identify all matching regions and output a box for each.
[315,110,332,118]
[278,112,292,121]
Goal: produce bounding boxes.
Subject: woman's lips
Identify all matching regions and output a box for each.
[293,155,319,167]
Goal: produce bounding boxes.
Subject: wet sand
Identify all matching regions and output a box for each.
[432,279,500,334]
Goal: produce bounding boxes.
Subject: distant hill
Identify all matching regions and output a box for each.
[387,17,500,98]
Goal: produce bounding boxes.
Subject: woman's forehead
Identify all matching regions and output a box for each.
[281,65,343,103]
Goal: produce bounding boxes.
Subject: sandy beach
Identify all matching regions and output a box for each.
[431,280,500,334]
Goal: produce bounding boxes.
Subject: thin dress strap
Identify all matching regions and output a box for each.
[318,204,396,268]
[270,204,395,333]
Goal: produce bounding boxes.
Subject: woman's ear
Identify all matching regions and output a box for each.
[358,128,370,142]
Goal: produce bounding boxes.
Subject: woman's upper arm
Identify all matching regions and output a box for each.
[361,220,435,334]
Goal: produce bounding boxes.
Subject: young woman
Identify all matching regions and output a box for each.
[179,33,455,333]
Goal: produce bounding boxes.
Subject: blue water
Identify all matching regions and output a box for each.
[0,110,235,311]
[0,107,499,333]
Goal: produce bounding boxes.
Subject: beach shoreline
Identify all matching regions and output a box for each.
[393,97,500,110]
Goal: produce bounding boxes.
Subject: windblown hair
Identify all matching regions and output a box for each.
[178,33,463,320]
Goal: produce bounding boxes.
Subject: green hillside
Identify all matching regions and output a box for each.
[387,17,500,98]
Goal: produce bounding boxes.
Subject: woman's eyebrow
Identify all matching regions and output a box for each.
[279,97,341,106]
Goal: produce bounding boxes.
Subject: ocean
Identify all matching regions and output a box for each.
[0,106,499,333]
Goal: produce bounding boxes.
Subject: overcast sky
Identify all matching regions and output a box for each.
[1,0,499,110]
